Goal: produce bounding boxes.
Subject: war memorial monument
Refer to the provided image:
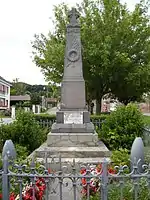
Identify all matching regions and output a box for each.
[36,8,110,164]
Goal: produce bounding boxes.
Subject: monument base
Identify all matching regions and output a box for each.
[34,112,111,168]
[35,142,110,158]
[34,140,110,170]
[33,131,111,170]
[47,132,98,147]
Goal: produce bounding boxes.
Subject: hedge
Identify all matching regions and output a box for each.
[33,113,108,122]
[34,113,56,121]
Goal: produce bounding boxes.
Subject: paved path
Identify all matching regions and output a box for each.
[47,107,58,115]
[0,118,14,125]
[143,113,150,116]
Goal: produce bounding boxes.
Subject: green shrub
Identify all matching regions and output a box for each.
[91,114,109,121]
[108,178,149,200]
[83,178,149,200]
[0,122,14,152]
[111,148,130,166]
[145,147,150,163]
[0,110,48,153]
[15,144,29,161]
[143,115,150,126]
[0,109,11,117]
[99,104,144,150]
[34,113,56,121]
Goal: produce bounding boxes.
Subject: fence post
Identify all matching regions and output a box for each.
[130,137,144,173]
[2,155,9,200]
[2,140,16,200]
[101,158,108,200]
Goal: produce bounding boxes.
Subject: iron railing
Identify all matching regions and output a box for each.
[1,148,150,199]
[38,119,104,130]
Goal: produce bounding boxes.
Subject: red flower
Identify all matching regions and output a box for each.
[9,193,16,200]
[21,178,46,200]
[80,163,116,197]
[81,178,87,186]
[108,168,116,174]
[80,168,86,175]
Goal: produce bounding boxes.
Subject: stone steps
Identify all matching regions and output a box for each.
[35,146,111,158]
[36,157,110,164]
[36,157,111,172]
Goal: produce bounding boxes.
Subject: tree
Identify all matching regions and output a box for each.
[11,78,28,95]
[30,92,42,105]
[32,0,150,113]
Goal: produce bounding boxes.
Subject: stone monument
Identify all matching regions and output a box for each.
[47,7,96,146]
[35,8,110,165]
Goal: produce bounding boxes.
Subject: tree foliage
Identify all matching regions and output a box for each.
[11,78,27,95]
[32,0,150,113]
[30,92,42,105]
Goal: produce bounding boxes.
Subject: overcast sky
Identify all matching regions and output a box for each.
[0,0,141,85]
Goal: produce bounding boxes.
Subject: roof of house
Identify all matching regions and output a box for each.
[0,76,12,86]
[10,95,31,101]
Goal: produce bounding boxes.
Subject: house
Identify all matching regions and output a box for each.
[10,95,31,106]
[46,98,58,108]
[0,76,12,110]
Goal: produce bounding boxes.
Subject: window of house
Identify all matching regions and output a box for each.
[0,84,2,92]
[5,100,8,106]
[0,98,5,106]
[2,85,4,92]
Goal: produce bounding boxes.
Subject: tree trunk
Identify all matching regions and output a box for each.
[96,98,102,114]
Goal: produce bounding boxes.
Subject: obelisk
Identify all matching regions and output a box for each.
[49,7,94,135]
[61,8,86,110]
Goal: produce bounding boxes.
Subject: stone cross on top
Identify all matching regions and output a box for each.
[68,7,80,25]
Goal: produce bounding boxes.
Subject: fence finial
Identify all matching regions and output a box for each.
[130,137,144,173]
[2,140,16,161]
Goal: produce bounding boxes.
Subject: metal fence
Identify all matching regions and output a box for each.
[38,119,104,130]
[38,119,55,129]
[0,140,150,200]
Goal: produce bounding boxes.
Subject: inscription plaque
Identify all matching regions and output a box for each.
[64,112,83,124]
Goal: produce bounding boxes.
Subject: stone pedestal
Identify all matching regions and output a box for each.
[51,110,93,133]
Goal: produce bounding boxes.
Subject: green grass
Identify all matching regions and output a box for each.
[0,115,11,118]
[143,115,150,126]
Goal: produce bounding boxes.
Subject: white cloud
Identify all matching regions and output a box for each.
[0,0,142,85]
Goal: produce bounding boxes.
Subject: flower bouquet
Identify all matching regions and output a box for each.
[80,164,116,198]
[0,177,46,200]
